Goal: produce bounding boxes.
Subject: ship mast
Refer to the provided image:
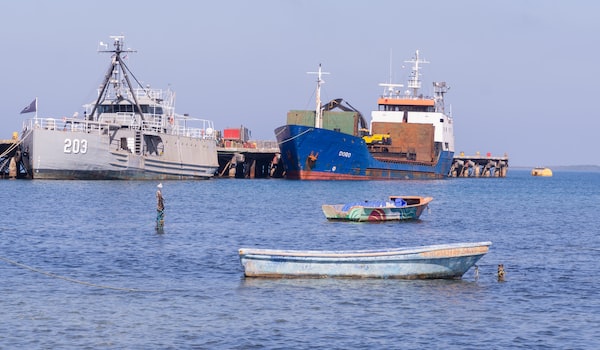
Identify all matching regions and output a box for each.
[308,64,329,128]
[378,50,403,98]
[405,50,429,98]
[88,36,145,122]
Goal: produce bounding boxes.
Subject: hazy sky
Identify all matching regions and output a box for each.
[2,1,598,166]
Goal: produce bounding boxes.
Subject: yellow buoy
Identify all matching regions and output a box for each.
[531,167,553,177]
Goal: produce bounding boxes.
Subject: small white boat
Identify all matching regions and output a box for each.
[239,241,491,279]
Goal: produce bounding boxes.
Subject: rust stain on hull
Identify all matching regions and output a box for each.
[420,246,489,258]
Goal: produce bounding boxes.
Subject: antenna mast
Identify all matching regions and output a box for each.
[378,50,403,97]
[88,36,142,121]
[405,50,429,97]
[307,64,329,128]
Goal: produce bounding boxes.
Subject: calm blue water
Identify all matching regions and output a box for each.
[1,169,598,349]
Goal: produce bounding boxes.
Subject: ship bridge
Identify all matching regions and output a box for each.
[377,97,436,112]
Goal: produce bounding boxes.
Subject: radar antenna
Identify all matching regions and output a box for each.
[378,49,403,97]
[405,50,429,97]
[378,83,404,98]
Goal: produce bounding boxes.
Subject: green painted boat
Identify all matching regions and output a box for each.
[322,195,432,222]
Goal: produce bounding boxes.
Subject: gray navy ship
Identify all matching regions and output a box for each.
[19,35,219,180]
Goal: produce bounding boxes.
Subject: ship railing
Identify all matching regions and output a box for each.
[140,119,164,132]
[25,117,118,135]
[106,113,137,125]
[367,145,418,158]
[130,88,170,102]
[137,117,217,140]
[25,116,217,140]
[101,113,165,129]
[99,88,174,109]
[250,140,279,150]
[168,117,217,140]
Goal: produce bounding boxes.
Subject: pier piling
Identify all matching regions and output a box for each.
[216,140,282,179]
[449,152,509,178]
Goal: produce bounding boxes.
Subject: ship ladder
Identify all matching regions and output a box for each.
[135,131,142,155]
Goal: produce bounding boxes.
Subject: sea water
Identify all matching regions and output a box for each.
[0,169,598,349]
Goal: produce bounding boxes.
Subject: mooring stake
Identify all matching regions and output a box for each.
[156,183,164,232]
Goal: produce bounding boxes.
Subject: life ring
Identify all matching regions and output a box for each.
[168,115,174,125]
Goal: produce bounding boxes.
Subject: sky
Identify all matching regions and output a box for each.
[1,0,598,167]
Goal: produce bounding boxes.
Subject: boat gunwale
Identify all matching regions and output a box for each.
[239,241,491,259]
[323,196,433,213]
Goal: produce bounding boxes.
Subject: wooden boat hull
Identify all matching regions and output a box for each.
[322,196,432,222]
[239,241,491,279]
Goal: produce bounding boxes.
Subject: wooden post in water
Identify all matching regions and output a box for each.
[497,264,505,282]
[156,183,165,232]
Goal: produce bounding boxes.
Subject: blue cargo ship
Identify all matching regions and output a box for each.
[275,50,455,180]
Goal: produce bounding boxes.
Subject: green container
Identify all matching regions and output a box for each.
[287,110,358,136]
[323,111,357,135]
[287,110,315,127]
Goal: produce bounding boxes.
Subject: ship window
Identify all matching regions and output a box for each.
[440,118,444,123]
[120,105,134,113]
[140,105,163,115]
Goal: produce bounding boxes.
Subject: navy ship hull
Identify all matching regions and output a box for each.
[21,120,218,180]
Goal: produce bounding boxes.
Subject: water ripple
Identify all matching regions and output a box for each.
[1,172,599,348]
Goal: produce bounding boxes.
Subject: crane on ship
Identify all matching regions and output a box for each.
[321,98,368,134]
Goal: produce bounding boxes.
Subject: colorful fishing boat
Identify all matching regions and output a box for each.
[275,50,455,180]
[322,195,432,222]
[18,35,219,180]
[239,241,491,279]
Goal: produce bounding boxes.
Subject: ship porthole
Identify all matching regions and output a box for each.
[332,166,336,172]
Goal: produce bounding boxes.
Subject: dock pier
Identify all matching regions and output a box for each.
[216,140,283,179]
[0,133,26,179]
[2,132,507,179]
[449,152,509,177]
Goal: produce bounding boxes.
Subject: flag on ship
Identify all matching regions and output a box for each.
[20,98,37,114]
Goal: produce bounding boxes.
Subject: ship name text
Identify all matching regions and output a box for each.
[338,151,352,158]
[64,138,88,154]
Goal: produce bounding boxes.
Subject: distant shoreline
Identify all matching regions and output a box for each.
[511,165,600,172]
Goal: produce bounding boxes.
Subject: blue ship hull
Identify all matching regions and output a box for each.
[275,125,454,180]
